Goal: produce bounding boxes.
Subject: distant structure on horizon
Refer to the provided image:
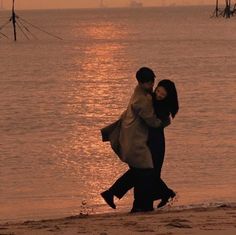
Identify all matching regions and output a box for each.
[99,0,107,8]
[161,0,166,7]
[0,0,4,10]
[212,0,236,18]
[129,0,143,8]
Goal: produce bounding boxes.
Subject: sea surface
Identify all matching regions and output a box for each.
[0,6,236,222]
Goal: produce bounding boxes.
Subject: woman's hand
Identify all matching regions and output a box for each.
[162,117,171,128]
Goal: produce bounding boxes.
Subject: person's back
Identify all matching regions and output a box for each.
[120,84,161,168]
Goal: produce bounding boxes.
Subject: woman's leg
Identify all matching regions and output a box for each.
[148,130,175,203]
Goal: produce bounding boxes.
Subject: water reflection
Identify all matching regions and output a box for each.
[53,19,130,213]
[84,21,128,41]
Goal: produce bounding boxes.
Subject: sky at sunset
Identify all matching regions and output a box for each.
[1,0,215,10]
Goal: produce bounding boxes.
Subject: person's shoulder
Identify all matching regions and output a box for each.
[133,91,150,101]
[132,93,153,112]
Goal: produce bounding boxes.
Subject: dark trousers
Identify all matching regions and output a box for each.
[110,167,154,210]
[109,168,171,201]
[148,129,173,199]
[109,129,173,207]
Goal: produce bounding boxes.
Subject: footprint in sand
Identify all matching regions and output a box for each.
[0,233,15,235]
[157,233,173,235]
[135,228,155,232]
[166,222,192,228]
[123,221,137,226]
[166,219,192,229]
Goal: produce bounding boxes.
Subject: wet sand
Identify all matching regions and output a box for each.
[1,204,235,235]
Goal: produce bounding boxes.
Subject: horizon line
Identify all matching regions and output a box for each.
[0,4,215,11]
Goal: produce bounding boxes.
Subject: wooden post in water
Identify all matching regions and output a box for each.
[211,0,236,18]
[212,0,220,17]
[0,0,62,41]
[11,0,17,41]
[233,2,236,15]
[228,0,232,17]
[215,0,219,17]
[224,0,231,18]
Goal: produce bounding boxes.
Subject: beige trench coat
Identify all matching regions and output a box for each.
[101,85,163,169]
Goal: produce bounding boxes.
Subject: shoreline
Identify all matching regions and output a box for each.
[1,203,236,235]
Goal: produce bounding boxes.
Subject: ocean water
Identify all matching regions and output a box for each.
[0,6,236,222]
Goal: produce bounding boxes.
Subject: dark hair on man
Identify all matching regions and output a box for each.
[136,67,156,83]
[155,79,179,118]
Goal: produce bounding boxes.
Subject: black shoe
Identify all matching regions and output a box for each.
[157,191,176,208]
[130,207,143,213]
[101,190,116,209]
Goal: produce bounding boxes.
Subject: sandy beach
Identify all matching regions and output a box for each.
[1,204,235,235]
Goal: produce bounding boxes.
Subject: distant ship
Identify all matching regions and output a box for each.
[0,0,4,10]
[129,1,143,8]
[99,0,108,8]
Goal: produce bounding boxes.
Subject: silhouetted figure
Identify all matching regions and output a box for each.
[101,67,170,212]
[101,74,179,212]
[149,79,179,207]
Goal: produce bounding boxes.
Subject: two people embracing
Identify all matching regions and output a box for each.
[101,67,179,213]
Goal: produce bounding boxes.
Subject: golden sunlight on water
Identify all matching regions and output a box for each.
[47,19,133,215]
[84,21,128,41]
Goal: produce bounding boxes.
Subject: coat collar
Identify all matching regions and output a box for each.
[135,84,151,95]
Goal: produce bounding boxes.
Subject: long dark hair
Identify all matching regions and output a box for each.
[154,79,179,119]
